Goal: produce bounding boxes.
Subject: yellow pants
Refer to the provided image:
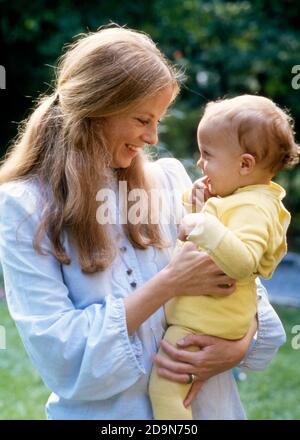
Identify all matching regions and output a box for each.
[149,325,200,420]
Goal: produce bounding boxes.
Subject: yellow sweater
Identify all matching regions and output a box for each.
[165,182,290,339]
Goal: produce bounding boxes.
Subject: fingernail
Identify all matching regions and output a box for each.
[176,339,184,345]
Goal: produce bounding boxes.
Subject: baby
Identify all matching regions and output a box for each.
[149,94,300,420]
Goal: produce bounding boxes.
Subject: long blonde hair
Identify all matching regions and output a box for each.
[0,25,180,272]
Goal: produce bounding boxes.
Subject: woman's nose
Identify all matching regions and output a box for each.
[141,124,158,145]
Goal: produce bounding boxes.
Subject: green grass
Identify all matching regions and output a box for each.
[1,296,300,419]
[238,305,300,419]
[0,299,49,419]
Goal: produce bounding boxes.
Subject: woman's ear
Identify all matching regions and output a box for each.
[239,153,256,175]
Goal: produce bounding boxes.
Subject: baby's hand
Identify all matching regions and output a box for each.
[191,176,214,210]
[178,213,202,241]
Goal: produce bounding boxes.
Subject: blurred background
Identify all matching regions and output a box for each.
[0,0,300,420]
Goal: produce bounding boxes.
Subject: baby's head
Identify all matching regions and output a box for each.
[197,94,300,197]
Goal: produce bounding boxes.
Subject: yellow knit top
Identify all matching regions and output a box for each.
[165,182,290,339]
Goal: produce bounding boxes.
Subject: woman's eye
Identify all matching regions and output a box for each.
[136,118,149,125]
[136,118,161,126]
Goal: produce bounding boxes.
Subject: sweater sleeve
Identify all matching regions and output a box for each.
[0,183,145,401]
[188,204,271,280]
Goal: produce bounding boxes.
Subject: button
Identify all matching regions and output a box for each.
[126,269,133,275]
[130,282,137,288]
[120,246,127,253]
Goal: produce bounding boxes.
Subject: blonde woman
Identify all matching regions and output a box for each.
[0,26,285,420]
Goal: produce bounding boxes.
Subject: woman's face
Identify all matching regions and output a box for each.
[101,85,174,169]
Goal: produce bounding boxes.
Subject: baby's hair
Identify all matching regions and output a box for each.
[202,94,300,174]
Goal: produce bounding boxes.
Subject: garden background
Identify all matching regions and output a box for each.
[0,0,300,419]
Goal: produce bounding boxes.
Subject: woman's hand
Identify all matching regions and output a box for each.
[153,316,257,407]
[124,242,235,335]
[164,241,236,298]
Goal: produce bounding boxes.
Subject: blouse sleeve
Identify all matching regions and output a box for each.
[0,183,145,401]
[240,279,286,371]
[155,158,193,223]
[156,157,192,191]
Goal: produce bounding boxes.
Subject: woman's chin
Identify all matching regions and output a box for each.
[111,158,134,169]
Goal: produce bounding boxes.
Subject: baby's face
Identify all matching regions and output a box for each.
[197,120,243,197]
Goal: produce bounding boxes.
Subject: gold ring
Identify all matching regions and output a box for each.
[187,373,195,384]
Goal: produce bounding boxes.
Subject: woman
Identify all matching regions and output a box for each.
[0,25,285,420]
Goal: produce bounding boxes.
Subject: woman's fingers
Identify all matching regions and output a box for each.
[168,245,236,297]
[156,367,192,384]
[176,333,216,350]
[153,339,210,384]
[153,348,195,374]
[157,339,204,366]
[184,380,204,408]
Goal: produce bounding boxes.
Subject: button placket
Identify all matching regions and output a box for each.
[119,244,138,290]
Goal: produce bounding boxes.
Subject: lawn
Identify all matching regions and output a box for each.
[238,305,300,420]
[0,296,300,420]
[0,298,49,419]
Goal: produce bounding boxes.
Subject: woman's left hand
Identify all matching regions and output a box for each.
[152,317,257,408]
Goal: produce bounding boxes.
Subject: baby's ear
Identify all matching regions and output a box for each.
[239,153,256,175]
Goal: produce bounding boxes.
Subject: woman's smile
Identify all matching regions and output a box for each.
[125,144,142,157]
[101,85,174,169]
